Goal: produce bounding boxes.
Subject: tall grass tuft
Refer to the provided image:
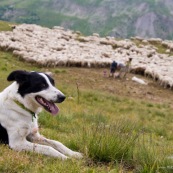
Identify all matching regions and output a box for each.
[79,119,138,165]
[134,132,173,173]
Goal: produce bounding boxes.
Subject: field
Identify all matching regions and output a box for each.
[1,22,173,172]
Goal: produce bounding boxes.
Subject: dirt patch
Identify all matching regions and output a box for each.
[54,67,173,107]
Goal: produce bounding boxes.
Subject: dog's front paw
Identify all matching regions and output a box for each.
[71,152,83,159]
[60,155,69,160]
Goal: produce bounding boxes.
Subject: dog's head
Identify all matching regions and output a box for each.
[7,70,65,115]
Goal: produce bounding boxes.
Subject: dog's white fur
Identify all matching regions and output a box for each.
[0,71,82,160]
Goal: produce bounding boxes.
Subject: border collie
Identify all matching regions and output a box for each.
[0,70,82,160]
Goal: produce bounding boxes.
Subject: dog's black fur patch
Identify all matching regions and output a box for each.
[7,70,55,97]
[0,124,9,144]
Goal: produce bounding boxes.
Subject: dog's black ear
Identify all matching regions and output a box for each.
[7,70,30,84]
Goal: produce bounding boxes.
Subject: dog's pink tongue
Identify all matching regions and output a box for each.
[50,103,59,115]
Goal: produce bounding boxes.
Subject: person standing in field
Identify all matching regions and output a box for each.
[109,61,117,77]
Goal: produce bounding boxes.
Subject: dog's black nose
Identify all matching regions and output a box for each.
[57,95,66,103]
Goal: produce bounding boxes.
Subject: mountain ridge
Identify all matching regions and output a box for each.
[0,0,173,39]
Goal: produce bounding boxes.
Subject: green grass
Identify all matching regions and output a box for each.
[0,58,173,172]
[0,20,13,31]
[133,38,173,55]
[72,0,102,6]
[0,21,173,172]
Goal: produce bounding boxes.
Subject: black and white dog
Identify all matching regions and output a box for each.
[0,70,82,159]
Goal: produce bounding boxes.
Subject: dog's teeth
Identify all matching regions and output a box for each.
[40,98,44,104]
[37,96,53,112]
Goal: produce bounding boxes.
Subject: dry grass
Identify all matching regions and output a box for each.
[0,22,173,172]
[0,53,173,172]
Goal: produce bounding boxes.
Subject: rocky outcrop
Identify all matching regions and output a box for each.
[1,1,173,39]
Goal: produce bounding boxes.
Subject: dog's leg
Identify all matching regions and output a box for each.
[27,132,83,159]
[39,137,83,159]
[10,140,68,159]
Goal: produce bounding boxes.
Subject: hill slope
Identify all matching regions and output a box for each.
[0,0,173,39]
[1,23,173,91]
[1,20,173,173]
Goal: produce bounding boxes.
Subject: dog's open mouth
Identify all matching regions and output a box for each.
[35,96,59,115]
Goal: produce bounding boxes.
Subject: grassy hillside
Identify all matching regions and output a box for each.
[1,21,173,172]
[0,0,173,39]
[1,49,173,173]
[0,20,13,31]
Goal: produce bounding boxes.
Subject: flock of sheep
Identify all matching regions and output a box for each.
[0,24,173,89]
